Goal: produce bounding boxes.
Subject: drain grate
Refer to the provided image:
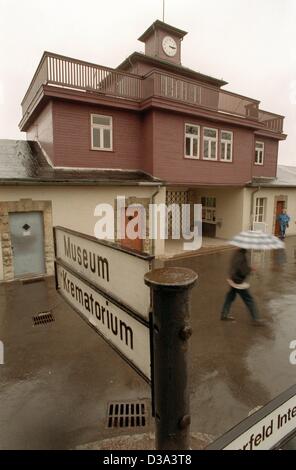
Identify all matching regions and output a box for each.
[33,311,55,326]
[107,400,148,429]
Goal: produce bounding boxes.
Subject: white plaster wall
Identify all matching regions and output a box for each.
[244,187,296,236]
[193,188,245,240]
[0,184,166,279]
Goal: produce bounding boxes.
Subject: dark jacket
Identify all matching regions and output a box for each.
[229,249,251,284]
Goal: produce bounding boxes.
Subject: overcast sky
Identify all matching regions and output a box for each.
[0,0,295,164]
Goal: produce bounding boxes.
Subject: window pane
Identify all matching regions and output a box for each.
[211,142,216,158]
[103,129,111,149]
[93,128,101,148]
[186,137,191,156]
[193,138,198,157]
[204,140,209,158]
[204,128,217,138]
[221,142,226,158]
[206,210,212,221]
[222,131,232,141]
[92,115,111,126]
[186,125,198,135]
[227,143,231,160]
[256,142,264,149]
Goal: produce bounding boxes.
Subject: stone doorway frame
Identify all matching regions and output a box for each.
[0,199,54,281]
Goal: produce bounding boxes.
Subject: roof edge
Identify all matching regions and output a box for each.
[118,52,228,87]
[138,20,188,42]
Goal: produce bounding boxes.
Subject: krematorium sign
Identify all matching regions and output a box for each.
[54,226,153,382]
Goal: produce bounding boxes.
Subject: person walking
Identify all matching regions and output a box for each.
[221,248,263,325]
[277,209,290,240]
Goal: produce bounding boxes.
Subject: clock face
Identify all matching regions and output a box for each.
[162,36,177,57]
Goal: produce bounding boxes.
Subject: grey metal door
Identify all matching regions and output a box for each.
[9,212,45,277]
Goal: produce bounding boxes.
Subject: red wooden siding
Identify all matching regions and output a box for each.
[152,110,255,185]
[141,111,154,175]
[52,101,142,168]
[252,137,278,178]
[25,99,280,184]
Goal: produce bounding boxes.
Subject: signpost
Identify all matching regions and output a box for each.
[54,226,154,383]
[54,226,198,450]
[207,384,296,450]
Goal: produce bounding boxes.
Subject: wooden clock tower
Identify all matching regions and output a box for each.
[138,20,187,65]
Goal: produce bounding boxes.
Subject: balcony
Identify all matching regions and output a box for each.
[21,52,284,134]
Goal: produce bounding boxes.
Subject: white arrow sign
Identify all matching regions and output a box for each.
[54,226,152,320]
[56,262,151,381]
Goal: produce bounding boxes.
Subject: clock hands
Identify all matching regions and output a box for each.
[169,45,176,50]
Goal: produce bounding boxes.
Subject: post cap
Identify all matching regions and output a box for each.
[144,267,198,289]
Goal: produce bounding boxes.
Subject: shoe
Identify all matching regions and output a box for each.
[252,319,266,327]
[221,316,236,322]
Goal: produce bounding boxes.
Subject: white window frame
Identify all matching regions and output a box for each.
[184,123,200,159]
[91,114,113,151]
[220,130,233,162]
[255,197,267,223]
[255,141,264,166]
[203,127,218,161]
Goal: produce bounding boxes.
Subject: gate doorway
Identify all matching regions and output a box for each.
[9,211,46,277]
[274,200,285,236]
[166,190,189,238]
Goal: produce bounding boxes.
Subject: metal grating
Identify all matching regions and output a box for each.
[107,400,148,429]
[33,311,55,326]
[166,190,189,237]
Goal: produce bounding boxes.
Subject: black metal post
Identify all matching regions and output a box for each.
[144,267,198,451]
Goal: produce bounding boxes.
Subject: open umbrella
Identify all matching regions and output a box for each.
[229,230,285,250]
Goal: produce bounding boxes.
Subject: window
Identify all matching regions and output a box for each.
[255,141,264,165]
[221,131,233,162]
[201,196,216,223]
[185,124,200,159]
[255,197,267,223]
[91,114,113,151]
[203,128,218,160]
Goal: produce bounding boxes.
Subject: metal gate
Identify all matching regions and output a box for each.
[9,211,46,277]
[166,190,189,238]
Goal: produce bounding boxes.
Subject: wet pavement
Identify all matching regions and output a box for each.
[0,279,150,449]
[0,237,296,449]
[166,237,296,438]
